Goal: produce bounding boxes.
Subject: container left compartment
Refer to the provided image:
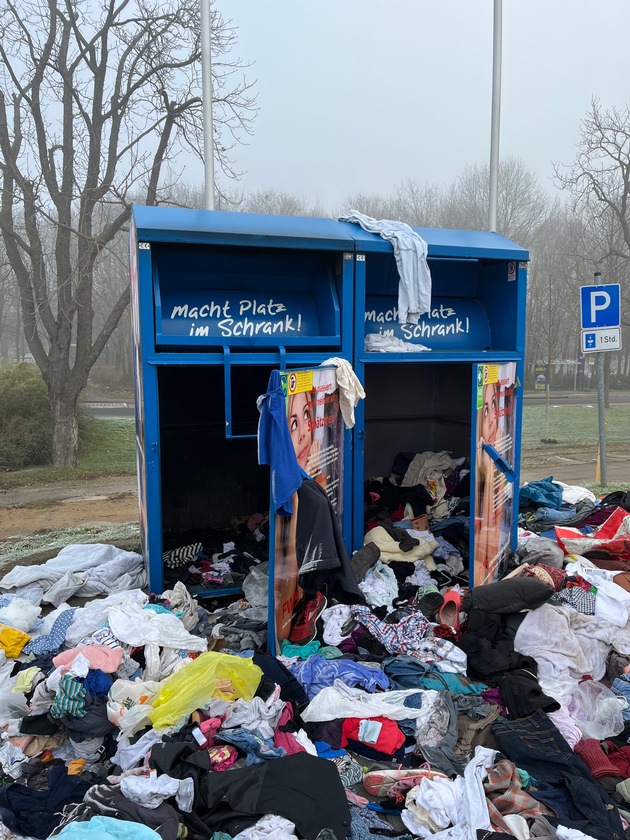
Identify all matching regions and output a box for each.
[158,364,272,605]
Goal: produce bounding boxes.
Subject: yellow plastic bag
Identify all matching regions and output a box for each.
[148,651,262,729]
[0,624,30,658]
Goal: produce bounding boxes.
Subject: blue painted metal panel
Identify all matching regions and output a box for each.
[153,245,343,348]
[469,364,479,584]
[344,222,528,260]
[357,351,521,364]
[352,256,367,553]
[364,296,491,350]
[159,289,321,342]
[132,206,355,251]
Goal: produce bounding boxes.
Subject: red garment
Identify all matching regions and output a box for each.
[341,716,405,755]
[603,742,630,778]
[274,702,306,756]
[574,738,623,779]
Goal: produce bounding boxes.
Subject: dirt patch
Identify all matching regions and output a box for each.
[520,443,630,485]
[0,491,138,541]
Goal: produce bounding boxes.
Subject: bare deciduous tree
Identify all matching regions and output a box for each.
[555,99,630,326]
[0,0,256,466]
[443,158,550,246]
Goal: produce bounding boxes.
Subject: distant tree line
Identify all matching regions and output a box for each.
[0,0,629,471]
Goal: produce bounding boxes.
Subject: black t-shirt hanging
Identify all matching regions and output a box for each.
[295,478,363,604]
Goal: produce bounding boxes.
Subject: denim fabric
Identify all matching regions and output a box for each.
[611,675,630,721]
[531,507,577,524]
[383,655,429,689]
[519,478,563,510]
[216,728,286,765]
[492,710,624,840]
[527,782,573,822]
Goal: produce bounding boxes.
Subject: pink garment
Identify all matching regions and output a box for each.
[273,702,306,756]
[547,707,582,750]
[207,744,238,771]
[53,644,123,674]
[199,717,222,748]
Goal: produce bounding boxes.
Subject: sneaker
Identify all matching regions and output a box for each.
[388,768,449,799]
[289,592,327,645]
[363,764,441,797]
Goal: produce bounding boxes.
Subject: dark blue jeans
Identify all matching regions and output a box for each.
[492,710,624,840]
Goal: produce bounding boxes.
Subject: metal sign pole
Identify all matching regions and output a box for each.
[596,350,607,486]
[592,272,607,486]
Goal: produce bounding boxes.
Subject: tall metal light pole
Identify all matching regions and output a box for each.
[488,0,502,232]
[200,0,215,210]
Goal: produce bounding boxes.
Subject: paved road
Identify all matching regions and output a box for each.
[83,402,134,419]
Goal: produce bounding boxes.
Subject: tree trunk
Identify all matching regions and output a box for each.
[50,389,80,468]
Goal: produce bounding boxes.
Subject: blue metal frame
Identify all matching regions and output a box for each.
[350,231,529,581]
[130,207,357,603]
[130,206,529,602]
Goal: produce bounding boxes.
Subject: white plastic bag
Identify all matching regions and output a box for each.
[107,678,161,738]
[359,561,398,611]
[568,680,626,740]
[243,562,268,607]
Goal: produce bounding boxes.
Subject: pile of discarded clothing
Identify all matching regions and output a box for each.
[3,482,630,840]
[162,513,268,592]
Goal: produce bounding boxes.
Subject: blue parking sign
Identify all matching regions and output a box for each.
[580,284,621,328]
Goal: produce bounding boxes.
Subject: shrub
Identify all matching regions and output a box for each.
[0,362,53,469]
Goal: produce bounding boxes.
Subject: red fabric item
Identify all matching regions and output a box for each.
[556,507,630,561]
[391,505,406,523]
[274,702,306,756]
[603,742,630,778]
[574,738,623,779]
[341,716,405,755]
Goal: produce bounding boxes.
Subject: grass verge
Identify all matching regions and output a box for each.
[522,404,630,448]
[0,418,136,489]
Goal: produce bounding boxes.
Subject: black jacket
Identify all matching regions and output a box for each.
[151,747,351,839]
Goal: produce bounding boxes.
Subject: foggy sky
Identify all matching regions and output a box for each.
[204,0,630,211]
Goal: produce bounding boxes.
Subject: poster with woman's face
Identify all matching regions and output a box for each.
[273,368,343,645]
[473,362,517,587]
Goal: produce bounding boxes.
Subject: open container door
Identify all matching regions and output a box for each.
[471,361,520,587]
[267,365,348,655]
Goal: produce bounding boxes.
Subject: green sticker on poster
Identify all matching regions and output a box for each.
[476,364,484,409]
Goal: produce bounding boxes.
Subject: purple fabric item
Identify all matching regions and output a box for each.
[579,509,616,529]
[481,686,508,717]
[289,654,390,700]
[339,631,360,654]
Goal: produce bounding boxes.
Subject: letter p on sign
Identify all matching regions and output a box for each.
[580,284,621,329]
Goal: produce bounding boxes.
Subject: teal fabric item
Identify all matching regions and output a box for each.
[419,671,487,695]
[56,815,161,840]
[50,675,87,719]
[143,604,172,615]
[320,645,344,659]
[281,639,321,659]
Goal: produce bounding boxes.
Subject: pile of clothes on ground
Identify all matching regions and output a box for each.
[162,513,269,593]
[2,483,630,840]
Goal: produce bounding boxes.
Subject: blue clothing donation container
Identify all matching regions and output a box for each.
[129,207,528,597]
[348,226,528,588]
[129,207,355,596]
